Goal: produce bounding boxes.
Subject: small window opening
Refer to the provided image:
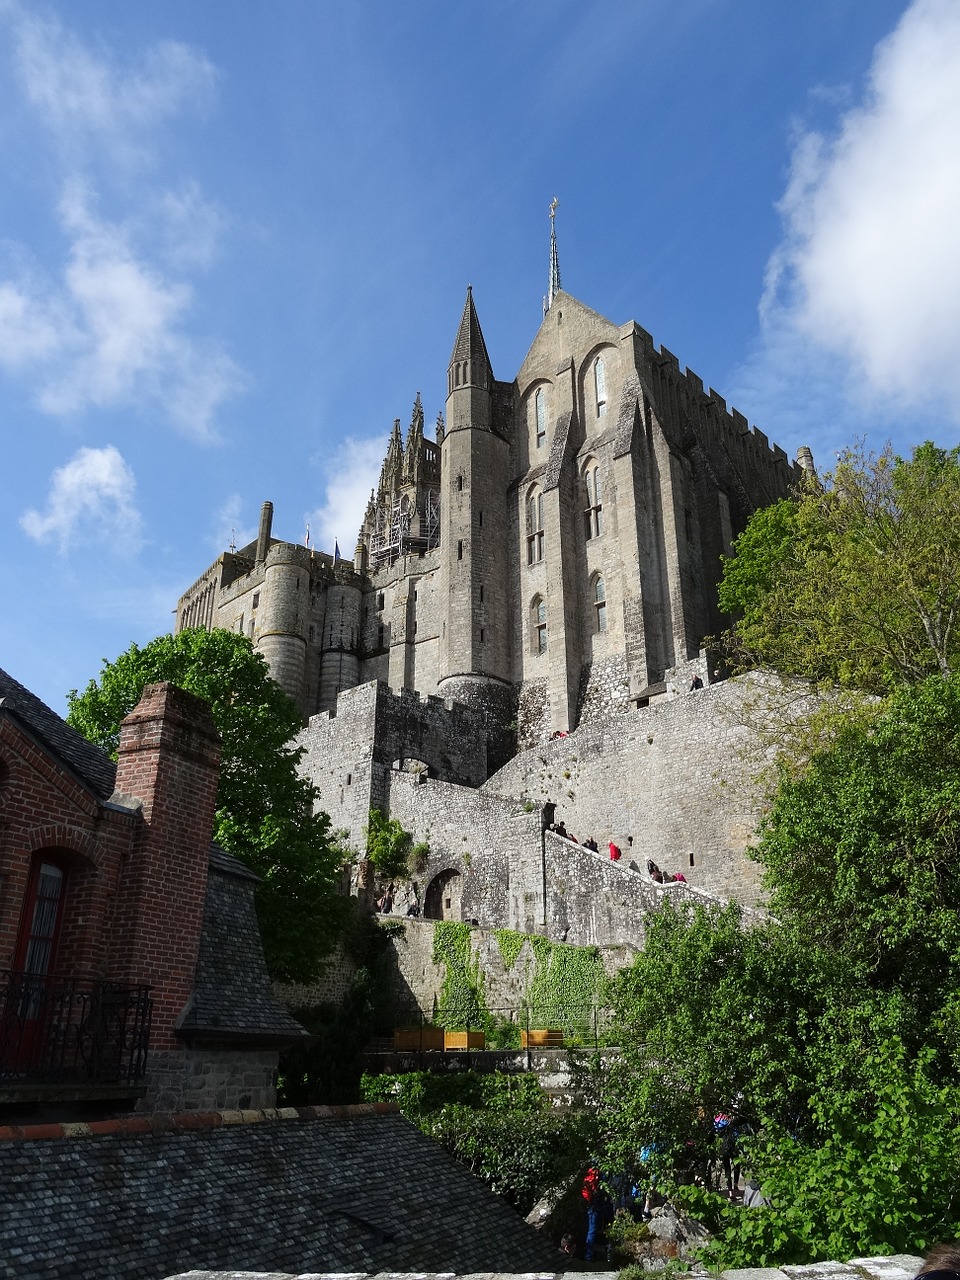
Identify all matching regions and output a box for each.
[252,592,260,609]
[535,388,546,448]
[689,851,695,867]
[346,773,352,786]
[458,540,464,560]
[377,593,385,610]
[595,356,607,417]
[583,465,603,539]
[457,474,464,491]
[533,597,547,655]
[526,490,544,564]
[594,577,607,633]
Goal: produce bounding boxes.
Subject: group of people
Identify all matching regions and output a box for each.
[548,822,628,862]
[548,824,692,882]
[646,857,687,884]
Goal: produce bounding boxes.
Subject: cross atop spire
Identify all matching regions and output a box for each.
[545,196,561,316]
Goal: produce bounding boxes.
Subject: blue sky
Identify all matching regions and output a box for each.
[2,0,959,712]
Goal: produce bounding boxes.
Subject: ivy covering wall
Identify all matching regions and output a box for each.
[432,922,605,1039]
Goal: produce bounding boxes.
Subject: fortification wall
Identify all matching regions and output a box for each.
[485,672,816,908]
[385,770,544,932]
[298,681,491,850]
[379,916,638,1023]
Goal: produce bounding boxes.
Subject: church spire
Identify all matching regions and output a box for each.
[447,286,492,396]
[544,196,561,316]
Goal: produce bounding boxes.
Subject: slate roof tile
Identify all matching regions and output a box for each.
[0,1111,562,1280]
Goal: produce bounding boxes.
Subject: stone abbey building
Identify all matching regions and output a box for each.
[176,245,807,938]
[177,274,801,757]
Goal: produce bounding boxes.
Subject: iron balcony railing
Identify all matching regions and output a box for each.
[0,970,153,1087]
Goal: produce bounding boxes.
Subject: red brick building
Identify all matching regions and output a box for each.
[0,668,303,1118]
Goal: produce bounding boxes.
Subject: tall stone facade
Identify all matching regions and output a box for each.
[176,283,801,742]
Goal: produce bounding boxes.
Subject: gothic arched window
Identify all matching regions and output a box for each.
[526,487,544,564]
[593,576,607,633]
[583,462,603,539]
[532,595,547,655]
[535,388,546,449]
[594,356,607,417]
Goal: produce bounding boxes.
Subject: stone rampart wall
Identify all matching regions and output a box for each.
[485,673,810,908]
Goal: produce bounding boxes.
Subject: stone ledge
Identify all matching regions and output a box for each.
[0,1100,398,1142]
[723,1257,922,1280]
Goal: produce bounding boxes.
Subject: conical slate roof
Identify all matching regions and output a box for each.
[449,285,492,376]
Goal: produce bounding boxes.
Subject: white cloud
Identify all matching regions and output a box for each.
[0,10,240,437]
[0,183,242,438]
[21,445,142,553]
[12,7,217,164]
[307,436,384,557]
[736,0,960,442]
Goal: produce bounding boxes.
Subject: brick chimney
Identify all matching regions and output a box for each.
[111,683,221,1049]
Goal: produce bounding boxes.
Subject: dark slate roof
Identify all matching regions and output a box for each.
[208,841,260,881]
[178,853,306,1042]
[0,1110,563,1280]
[0,666,116,800]
[449,285,493,374]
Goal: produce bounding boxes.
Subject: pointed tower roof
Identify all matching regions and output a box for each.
[449,285,492,376]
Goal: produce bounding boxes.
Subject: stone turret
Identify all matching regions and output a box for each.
[437,287,514,766]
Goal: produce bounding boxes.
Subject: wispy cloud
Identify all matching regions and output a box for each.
[21,444,142,553]
[306,436,384,556]
[12,7,217,166]
[732,0,960,454]
[0,6,241,438]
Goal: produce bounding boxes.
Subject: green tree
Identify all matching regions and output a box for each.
[719,442,960,692]
[754,672,960,1034]
[364,808,428,881]
[67,628,346,981]
[596,673,960,1264]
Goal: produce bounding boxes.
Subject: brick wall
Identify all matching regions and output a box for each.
[112,683,221,1049]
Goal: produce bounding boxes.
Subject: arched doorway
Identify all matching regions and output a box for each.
[423,869,463,921]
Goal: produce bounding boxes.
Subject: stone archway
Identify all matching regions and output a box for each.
[423,869,463,921]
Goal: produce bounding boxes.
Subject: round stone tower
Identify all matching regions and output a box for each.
[318,577,362,711]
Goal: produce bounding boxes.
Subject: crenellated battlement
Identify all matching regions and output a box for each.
[636,327,801,478]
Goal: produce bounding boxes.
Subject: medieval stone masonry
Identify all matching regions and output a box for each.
[176,275,808,949]
[177,284,801,737]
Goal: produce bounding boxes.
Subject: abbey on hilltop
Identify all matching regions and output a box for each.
[176,217,804,763]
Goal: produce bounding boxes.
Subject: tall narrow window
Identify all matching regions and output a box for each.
[526,488,544,564]
[533,596,547,654]
[594,576,607,633]
[583,463,603,539]
[594,356,607,416]
[535,388,546,449]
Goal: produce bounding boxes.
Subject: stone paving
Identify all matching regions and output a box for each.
[162,1256,924,1280]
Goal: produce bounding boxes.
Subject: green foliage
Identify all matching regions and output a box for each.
[494,928,527,971]
[279,906,398,1104]
[718,442,960,692]
[526,935,604,1038]
[360,1067,545,1112]
[592,672,960,1264]
[365,808,426,880]
[66,628,346,981]
[755,672,960,1028]
[418,1104,593,1212]
[362,1068,593,1213]
[432,921,487,1030]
